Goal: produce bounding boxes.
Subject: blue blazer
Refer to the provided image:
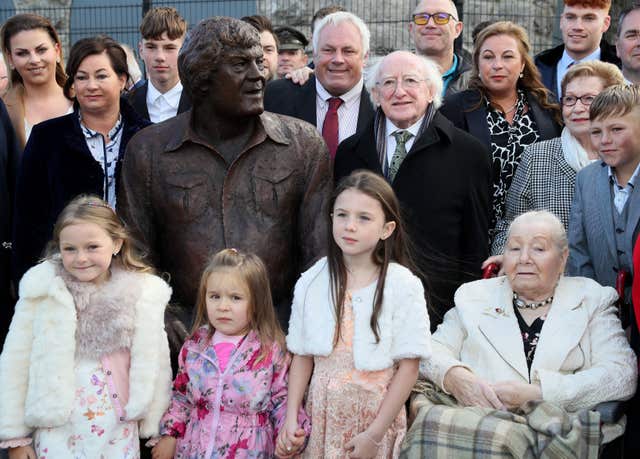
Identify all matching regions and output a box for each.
[12,98,150,284]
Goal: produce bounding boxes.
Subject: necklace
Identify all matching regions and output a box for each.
[504,101,518,114]
[512,292,553,310]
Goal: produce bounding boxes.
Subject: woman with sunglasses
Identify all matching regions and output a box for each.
[439,21,561,243]
[485,61,624,261]
[1,13,73,151]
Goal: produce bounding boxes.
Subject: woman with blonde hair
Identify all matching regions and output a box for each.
[440,21,561,240]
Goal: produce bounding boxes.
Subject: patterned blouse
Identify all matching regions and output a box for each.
[514,307,547,372]
[486,90,540,236]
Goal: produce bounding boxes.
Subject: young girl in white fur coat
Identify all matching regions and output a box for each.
[278,171,432,459]
[0,195,172,459]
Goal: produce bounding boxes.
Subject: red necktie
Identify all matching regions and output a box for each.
[322,97,343,158]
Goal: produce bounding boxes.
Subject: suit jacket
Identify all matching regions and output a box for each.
[439,88,561,150]
[126,80,191,122]
[422,276,637,412]
[534,41,621,99]
[568,161,640,293]
[334,111,492,325]
[263,75,374,134]
[491,137,576,255]
[11,98,150,284]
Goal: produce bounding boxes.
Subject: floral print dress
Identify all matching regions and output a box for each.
[160,327,309,458]
[304,290,406,458]
[33,358,139,459]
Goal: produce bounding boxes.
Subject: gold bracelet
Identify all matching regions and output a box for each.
[362,431,382,448]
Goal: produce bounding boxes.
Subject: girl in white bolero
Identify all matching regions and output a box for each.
[0,196,172,458]
[277,171,432,459]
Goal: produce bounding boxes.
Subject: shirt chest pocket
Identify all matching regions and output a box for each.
[252,165,295,217]
[163,173,210,222]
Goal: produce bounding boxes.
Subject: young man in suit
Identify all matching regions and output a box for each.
[535,0,619,99]
[264,12,374,158]
[128,7,191,122]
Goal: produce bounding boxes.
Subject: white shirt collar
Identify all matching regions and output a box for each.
[385,115,424,139]
[315,77,364,107]
[146,80,183,109]
[559,47,602,70]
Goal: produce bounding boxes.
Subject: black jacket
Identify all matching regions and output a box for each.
[12,98,151,284]
[534,41,621,99]
[126,80,191,122]
[264,75,374,134]
[334,111,492,326]
[445,51,472,97]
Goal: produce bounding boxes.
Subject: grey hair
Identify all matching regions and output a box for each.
[507,210,568,252]
[617,5,640,38]
[366,51,443,109]
[312,11,370,57]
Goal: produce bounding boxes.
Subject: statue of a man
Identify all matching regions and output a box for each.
[119,17,330,327]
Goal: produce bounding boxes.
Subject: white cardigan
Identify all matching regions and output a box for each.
[422,276,638,412]
[0,260,173,440]
[286,257,431,371]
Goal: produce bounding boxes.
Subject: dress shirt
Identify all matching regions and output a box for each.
[146,81,183,123]
[556,48,601,97]
[316,78,363,143]
[384,116,424,166]
[79,113,123,207]
[609,162,640,213]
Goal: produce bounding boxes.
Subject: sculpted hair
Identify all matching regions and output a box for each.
[312,12,370,57]
[561,61,624,98]
[563,0,611,9]
[47,195,153,273]
[139,7,187,40]
[589,83,640,121]
[507,210,568,252]
[178,16,260,101]
[327,170,419,344]
[0,13,67,87]
[468,21,560,123]
[192,249,285,360]
[64,35,129,100]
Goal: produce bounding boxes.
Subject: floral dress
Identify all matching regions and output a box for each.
[32,358,139,459]
[160,327,309,458]
[304,290,406,458]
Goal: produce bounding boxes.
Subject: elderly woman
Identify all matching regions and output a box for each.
[12,35,149,283]
[403,211,637,456]
[489,62,625,257]
[440,22,561,238]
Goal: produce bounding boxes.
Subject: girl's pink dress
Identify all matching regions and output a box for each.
[304,290,407,458]
[160,327,309,458]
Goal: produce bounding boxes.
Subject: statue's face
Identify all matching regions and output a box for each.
[206,44,266,118]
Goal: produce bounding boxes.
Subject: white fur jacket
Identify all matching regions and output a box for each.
[286,257,431,370]
[0,260,173,441]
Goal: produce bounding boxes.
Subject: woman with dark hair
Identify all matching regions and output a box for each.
[12,35,150,284]
[1,13,72,150]
[439,21,561,240]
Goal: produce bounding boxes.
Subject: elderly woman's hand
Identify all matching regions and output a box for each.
[443,367,505,410]
[491,381,542,410]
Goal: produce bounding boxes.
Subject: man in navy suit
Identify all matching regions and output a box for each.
[264,12,374,158]
[128,7,191,122]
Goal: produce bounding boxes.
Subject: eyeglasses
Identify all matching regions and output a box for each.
[561,94,596,107]
[412,12,457,26]
[376,76,427,96]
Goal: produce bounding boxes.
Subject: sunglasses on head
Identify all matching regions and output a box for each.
[412,12,457,26]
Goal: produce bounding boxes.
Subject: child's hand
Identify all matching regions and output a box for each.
[344,430,380,459]
[151,436,177,459]
[275,417,305,458]
[8,445,36,459]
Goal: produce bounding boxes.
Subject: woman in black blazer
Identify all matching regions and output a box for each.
[439,21,561,239]
[12,36,150,283]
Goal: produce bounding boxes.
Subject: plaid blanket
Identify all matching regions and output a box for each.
[400,381,602,459]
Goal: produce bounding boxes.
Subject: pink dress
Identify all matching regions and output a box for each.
[304,291,407,458]
[160,327,310,458]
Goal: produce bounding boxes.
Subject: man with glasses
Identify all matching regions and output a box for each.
[616,5,640,85]
[535,0,619,99]
[334,51,491,327]
[409,0,470,97]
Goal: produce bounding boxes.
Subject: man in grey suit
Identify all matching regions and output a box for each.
[568,84,640,302]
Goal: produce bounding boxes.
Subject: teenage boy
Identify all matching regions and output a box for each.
[129,7,191,123]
